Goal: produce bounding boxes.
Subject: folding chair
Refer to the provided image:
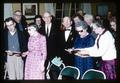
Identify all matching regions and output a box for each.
[81,69,106,79]
[46,56,65,79]
[58,66,80,80]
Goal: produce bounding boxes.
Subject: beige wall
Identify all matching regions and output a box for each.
[39,3,45,16]
[91,3,97,16]
[12,3,21,12]
[12,3,46,23]
[11,3,116,24]
[26,20,34,24]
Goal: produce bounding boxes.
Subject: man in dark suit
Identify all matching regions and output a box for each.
[59,16,77,66]
[42,12,59,76]
[13,10,29,41]
[13,10,27,32]
[42,11,60,79]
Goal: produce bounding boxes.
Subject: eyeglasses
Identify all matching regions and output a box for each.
[43,16,51,19]
[27,29,31,31]
[27,28,34,31]
[77,30,84,33]
[6,23,14,27]
[14,14,21,17]
[27,28,35,31]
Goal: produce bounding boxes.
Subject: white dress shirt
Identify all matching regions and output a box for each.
[65,26,72,42]
[85,31,116,60]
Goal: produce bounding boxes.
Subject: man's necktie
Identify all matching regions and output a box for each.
[46,26,49,37]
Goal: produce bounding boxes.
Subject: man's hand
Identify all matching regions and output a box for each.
[65,48,73,54]
[5,50,13,56]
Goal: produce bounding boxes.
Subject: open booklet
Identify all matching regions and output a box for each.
[65,48,89,57]
[5,50,21,54]
[65,48,80,53]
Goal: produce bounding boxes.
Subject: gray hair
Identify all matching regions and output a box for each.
[84,14,93,20]
[91,21,104,29]
[75,21,88,30]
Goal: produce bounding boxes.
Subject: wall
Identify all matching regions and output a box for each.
[39,3,45,16]
[4,3,116,23]
[12,3,21,12]
[4,3,13,20]
[91,3,97,16]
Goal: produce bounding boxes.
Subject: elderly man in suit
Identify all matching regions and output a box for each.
[42,11,60,79]
[59,16,77,66]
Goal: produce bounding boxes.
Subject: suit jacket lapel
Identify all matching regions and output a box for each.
[66,28,74,42]
[48,25,52,37]
[63,31,66,42]
[67,31,73,42]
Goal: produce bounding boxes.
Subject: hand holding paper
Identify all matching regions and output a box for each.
[73,49,90,57]
[5,50,21,55]
[65,48,73,54]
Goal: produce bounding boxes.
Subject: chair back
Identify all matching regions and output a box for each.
[46,56,65,79]
[81,69,106,79]
[58,66,80,80]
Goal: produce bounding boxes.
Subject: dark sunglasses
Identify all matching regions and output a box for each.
[77,30,84,33]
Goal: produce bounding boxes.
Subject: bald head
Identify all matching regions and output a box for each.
[43,12,51,17]
[43,11,52,24]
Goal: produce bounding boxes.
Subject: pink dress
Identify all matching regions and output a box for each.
[24,33,47,80]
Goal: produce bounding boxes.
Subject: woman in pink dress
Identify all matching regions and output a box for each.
[22,24,47,80]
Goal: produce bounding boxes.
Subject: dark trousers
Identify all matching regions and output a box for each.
[62,51,74,66]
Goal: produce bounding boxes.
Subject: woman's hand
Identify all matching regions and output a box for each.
[65,48,74,54]
[22,53,27,57]
[80,50,89,55]
[22,51,29,57]
[74,49,89,57]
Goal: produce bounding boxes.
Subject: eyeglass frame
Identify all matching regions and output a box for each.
[14,14,22,17]
[77,30,84,33]
[6,23,15,28]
